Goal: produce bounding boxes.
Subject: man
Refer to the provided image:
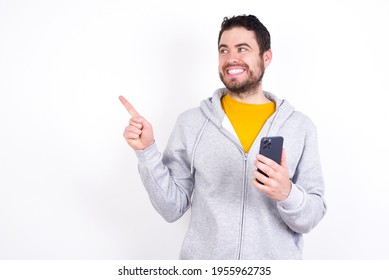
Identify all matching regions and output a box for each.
[120,15,326,259]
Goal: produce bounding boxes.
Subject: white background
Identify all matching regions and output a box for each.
[1,0,388,259]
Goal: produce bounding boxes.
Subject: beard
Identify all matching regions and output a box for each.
[219,61,265,98]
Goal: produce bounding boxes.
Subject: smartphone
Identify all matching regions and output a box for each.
[257,136,284,184]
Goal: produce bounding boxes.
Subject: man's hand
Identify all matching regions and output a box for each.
[119,96,154,150]
[252,149,291,201]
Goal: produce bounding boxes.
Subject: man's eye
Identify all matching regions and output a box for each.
[219,49,228,54]
[238,47,247,52]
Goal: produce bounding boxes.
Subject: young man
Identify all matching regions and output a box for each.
[120,15,327,259]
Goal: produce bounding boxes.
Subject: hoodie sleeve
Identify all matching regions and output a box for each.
[135,115,195,223]
[277,123,327,234]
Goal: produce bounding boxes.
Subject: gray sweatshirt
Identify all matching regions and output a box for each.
[135,88,327,259]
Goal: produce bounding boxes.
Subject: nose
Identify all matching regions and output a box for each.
[222,50,240,64]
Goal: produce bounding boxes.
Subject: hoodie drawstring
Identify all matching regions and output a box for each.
[190,118,210,174]
[266,99,285,137]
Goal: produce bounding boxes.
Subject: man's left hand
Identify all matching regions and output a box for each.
[252,148,291,201]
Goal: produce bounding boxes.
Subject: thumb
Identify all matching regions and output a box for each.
[131,115,151,127]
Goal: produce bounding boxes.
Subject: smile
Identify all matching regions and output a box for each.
[227,68,245,75]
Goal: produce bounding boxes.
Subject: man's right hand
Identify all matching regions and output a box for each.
[119,96,155,150]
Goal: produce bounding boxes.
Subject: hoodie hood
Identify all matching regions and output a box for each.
[200,87,295,136]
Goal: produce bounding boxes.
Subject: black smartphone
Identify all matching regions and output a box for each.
[257,136,284,184]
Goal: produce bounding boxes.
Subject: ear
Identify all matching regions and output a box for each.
[263,49,272,68]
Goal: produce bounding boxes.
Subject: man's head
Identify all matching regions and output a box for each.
[218,15,271,55]
[218,15,272,97]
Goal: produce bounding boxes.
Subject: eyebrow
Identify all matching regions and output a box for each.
[218,43,252,50]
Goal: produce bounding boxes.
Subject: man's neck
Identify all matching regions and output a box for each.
[228,88,271,104]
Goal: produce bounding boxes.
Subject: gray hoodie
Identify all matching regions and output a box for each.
[135,88,327,259]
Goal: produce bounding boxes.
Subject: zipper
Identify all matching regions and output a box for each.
[236,152,249,259]
[218,128,247,260]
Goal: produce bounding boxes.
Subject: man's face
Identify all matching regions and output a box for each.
[218,27,270,95]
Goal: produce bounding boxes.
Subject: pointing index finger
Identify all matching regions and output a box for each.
[119,95,140,117]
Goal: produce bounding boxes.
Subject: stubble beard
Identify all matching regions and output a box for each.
[219,61,265,99]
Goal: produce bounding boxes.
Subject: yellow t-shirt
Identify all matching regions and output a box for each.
[221,94,276,153]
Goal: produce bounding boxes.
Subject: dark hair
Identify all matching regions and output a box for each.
[218,15,271,55]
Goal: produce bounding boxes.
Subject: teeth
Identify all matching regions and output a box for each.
[228,68,244,74]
